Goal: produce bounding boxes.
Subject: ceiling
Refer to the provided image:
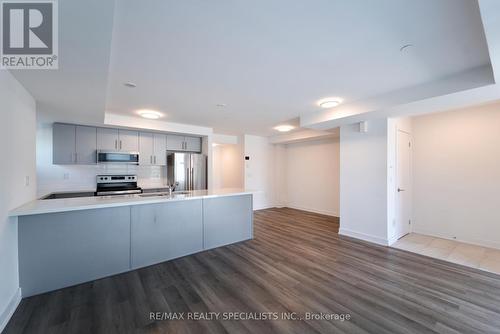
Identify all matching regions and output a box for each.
[11,0,493,135]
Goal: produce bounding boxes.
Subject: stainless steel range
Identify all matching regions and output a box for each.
[96,175,142,196]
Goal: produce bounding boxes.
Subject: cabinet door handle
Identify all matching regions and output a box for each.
[150,155,152,164]
[114,139,117,149]
[154,156,157,164]
[119,140,122,150]
[74,153,77,163]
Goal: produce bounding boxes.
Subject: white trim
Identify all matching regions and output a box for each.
[285,204,338,217]
[0,288,21,333]
[387,235,401,246]
[412,228,500,251]
[339,228,389,246]
[253,205,276,211]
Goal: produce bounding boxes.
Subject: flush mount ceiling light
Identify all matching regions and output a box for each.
[137,109,162,119]
[124,82,137,88]
[318,97,343,109]
[274,125,295,132]
[216,103,227,108]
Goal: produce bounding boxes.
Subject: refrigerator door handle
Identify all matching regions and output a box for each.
[186,167,190,190]
[191,167,194,190]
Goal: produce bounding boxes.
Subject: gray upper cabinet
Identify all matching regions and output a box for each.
[153,133,167,165]
[166,134,201,152]
[53,123,76,164]
[166,134,185,151]
[119,129,139,152]
[75,126,97,164]
[185,136,202,152]
[97,128,139,152]
[53,123,96,165]
[139,132,154,165]
[97,127,119,151]
[139,132,166,166]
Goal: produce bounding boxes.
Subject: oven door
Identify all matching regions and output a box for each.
[97,151,139,164]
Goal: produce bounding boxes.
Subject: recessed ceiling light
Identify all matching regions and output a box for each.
[124,82,137,88]
[274,125,295,132]
[137,109,162,119]
[318,97,343,109]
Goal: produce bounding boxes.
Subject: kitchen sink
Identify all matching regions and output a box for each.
[139,193,170,198]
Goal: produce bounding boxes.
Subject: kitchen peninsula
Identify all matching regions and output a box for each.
[9,189,253,297]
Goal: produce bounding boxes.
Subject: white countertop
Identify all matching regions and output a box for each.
[9,188,253,217]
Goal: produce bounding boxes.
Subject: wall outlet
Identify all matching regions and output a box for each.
[63,173,70,180]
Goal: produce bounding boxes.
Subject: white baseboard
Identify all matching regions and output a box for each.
[284,204,338,217]
[339,228,389,246]
[412,227,500,251]
[0,288,21,333]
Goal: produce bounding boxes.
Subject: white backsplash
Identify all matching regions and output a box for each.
[36,122,168,197]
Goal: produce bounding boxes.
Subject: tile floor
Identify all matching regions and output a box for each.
[392,233,500,275]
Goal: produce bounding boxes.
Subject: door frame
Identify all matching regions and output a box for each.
[395,128,413,239]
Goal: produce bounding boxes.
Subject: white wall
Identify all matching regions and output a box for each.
[412,103,500,249]
[243,135,277,210]
[0,71,37,331]
[36,122,169,196]
[212,143,244,190]
[284,138,340,216]
[339,119,390,245]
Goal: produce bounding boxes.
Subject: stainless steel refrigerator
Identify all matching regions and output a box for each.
[167,153,207,191]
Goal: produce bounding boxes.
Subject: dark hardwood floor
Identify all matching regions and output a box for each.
[4,208,500,333]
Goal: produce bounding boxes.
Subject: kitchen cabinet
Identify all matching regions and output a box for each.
[119,129,140,152]
[203,194,253,250]
[166,134,202,152]
[75,126,97,164]
[53,123,96,164]
[53,123,76,164]
[16,193,253,296]
[97,127,139,152]
[18,207,131,297]
[130,199,203,268]
[185,136,202,152]
[139,132,167,165]
[154,133,167,165]
[166,134,185,151]
[139,132,154,165]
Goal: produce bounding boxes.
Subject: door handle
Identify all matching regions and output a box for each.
[191,168,194,190]
[114,139,117,149]
[154,156,157,164]
[150,155,153,164]
[119,140,122,150]
[186,168,190,190]
[398,188,405,192]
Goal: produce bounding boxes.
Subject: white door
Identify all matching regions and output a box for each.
[396,130,412,239]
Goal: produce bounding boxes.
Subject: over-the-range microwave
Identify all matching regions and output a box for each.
[97,150,139,164]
